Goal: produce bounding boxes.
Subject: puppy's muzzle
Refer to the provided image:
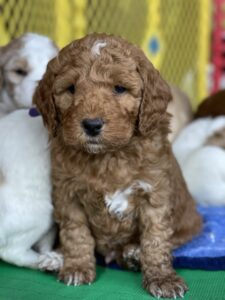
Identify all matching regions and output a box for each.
[82,118,104,137]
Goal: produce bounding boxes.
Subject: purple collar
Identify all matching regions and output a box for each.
[29,107,40,117]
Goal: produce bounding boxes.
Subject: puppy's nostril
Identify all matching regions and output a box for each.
[82,118,104,136]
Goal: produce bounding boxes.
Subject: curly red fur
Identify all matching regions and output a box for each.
[34,33,202,298]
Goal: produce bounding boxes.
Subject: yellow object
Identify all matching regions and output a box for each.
[54,0,87,48]
[0,0,9,44]
[0,0,211,104]
[197,0,211,105]
[141,0,163,68]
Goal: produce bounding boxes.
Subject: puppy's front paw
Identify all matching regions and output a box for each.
[38,251,63,272]
[59,268,96,286]
[122,244,140,271]
[143,274,188,298]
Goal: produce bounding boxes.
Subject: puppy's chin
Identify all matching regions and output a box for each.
[63,134,133,154]
[81,133,134,154]
[83,142,104,154]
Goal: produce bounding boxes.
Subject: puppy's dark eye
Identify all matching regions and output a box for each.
[14,69,27,76]
[67,84,75,95]
[114,85,127,94]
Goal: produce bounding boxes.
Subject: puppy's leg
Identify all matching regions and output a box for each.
[139,190,188,298]
[0,221,55,269]
[1,247,40,268]
[34,225,57,254]
[54,193,96,286]
[36,225,62,272]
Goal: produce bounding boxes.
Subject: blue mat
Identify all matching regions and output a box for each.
[98,206,225,271]
[173,206,225,270]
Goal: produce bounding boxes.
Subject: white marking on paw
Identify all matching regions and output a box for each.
[38,251,63,271]
[91,41,107,56]
[126,248,136,257]
[123,247,140,260]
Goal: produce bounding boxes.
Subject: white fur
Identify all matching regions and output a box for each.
[173,117,225,205]
[105,181,151,219]
[38,251,63,271]
[0,33,58,116]
[0,109,55,268]
[91,41,107,56]
[105,188,130,219]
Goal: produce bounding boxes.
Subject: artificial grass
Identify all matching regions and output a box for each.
[0,261,225,300]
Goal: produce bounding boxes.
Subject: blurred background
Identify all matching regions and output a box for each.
[0,0,222,107]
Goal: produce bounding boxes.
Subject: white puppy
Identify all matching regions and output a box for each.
[173,117,225,205]
[0,109,57,268]
[0,33,58,117]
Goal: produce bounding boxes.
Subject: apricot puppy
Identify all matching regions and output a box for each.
[34,33,202,298]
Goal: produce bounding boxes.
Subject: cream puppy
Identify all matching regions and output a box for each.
[0,33,58,117]
[173,117,225,205]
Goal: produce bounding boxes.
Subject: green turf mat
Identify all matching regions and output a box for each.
[0,261,225,300]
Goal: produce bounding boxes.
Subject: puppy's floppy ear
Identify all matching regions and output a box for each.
[136,52,172,136]
[0,38,22,91]
[33,57,59,137]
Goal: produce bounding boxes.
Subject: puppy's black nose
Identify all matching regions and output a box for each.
[82,118,104,136]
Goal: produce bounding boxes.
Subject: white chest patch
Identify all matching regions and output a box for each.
[91,41,107,56]
[105,188,130,219]
[104,181,152,219]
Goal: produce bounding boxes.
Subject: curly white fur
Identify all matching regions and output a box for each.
[173,117,225,205]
